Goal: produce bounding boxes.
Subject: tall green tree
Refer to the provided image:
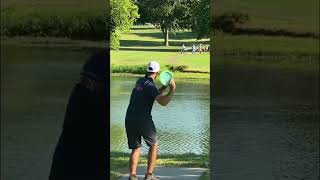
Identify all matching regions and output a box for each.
[110,0,139,49]
[137,0,192,46]
[190,0,210,39]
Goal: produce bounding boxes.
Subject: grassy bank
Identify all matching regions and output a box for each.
[211,33,319,72]
[213,33,319,57]
[198,170,210,180]
[111,26,210,79]
[1,36,106,48]
[111,151,209,180]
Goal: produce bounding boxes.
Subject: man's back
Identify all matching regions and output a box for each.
[125,76,160,122]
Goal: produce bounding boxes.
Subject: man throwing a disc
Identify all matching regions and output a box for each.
[125,61,176,180]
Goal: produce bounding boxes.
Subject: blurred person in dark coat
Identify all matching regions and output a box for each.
[49,50,109,180]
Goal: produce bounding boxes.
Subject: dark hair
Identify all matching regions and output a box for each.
[145,71,156,77]
[81,49,109,83]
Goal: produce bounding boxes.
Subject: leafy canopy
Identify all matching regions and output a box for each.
[110,0,139,32]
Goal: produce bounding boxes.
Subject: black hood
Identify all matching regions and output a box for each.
[81,49,109,83]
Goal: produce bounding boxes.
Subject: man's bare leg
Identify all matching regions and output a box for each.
[130,147,141,176]
[146,143,158,174]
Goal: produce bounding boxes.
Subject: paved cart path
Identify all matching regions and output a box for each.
[119,166,207,180]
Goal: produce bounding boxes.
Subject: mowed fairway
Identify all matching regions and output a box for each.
[213,0,319,33]
[111,26,210,74]
[213,33,320,55]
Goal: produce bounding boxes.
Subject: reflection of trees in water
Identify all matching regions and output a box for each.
[284,104,319,178]
[111,124,127,151]
[286,104,319,144]
[110,125,210,155]
[199,126,210,155]
[157,128,209,155]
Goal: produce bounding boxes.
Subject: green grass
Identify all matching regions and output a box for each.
[1,36,106,49]
[214,55,319,73]
[198,170,210,180]
[213,33,320,58]
[213,33,319,73]
[111,151,209,180]
[213,0,319,33]
[111,26,210,77]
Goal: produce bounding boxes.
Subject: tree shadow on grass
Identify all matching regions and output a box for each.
[131,31,199,40]
[120,40,210,48]
[120,40,162,47]
[130,27,157,31]
[119,47,179,53]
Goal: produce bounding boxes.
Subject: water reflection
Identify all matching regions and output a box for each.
[211,57,319,180]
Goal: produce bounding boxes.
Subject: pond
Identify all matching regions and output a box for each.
[111,76,210,155]
[211,56,319,180]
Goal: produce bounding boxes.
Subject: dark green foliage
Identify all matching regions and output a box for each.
[212,12,250,32]
[110,0,139,49]
[111,65,146,74]
[190,0,210,39]
[137,0,193,46]
[110,0,139,33]
[166,64,188,72]
[1,9,107,39]
[112,64,190,74]
[212,12,319,38]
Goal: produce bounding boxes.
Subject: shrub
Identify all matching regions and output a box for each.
[166,64,188,72]
[111,65,146,74]
[212,12,249,32]
[0,8,107,39]
[111,64,190,74]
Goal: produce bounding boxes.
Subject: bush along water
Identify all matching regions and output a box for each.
[1,9,107,39]
[211,12,319,38]
[111,64,190,74]
[111,65,147,74]
[166,65,188,72]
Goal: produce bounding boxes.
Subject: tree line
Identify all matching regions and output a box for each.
[110,0,251,49]
[110,0,211,49]
[1,0,251,45]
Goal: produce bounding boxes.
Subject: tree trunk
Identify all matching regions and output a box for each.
[161,27,169,46]
[165,29,169,46]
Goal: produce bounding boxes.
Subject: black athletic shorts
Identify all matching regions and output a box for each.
[125,119,158,149]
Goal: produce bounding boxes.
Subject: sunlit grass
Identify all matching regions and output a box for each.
[213,33,319,56]
[110,151,209,180]
[111,26,210,78]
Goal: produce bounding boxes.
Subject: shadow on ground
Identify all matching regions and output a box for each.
[119,47,179,53]
[120,40,210,48]
[119,166,208,180]
[131,31,201,40]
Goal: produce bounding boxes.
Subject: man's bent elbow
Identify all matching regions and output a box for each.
[156,95,170,106]
[156,99,168,106]
[158,101,168,106]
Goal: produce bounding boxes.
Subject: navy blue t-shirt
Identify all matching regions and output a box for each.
[125,76,160,121]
